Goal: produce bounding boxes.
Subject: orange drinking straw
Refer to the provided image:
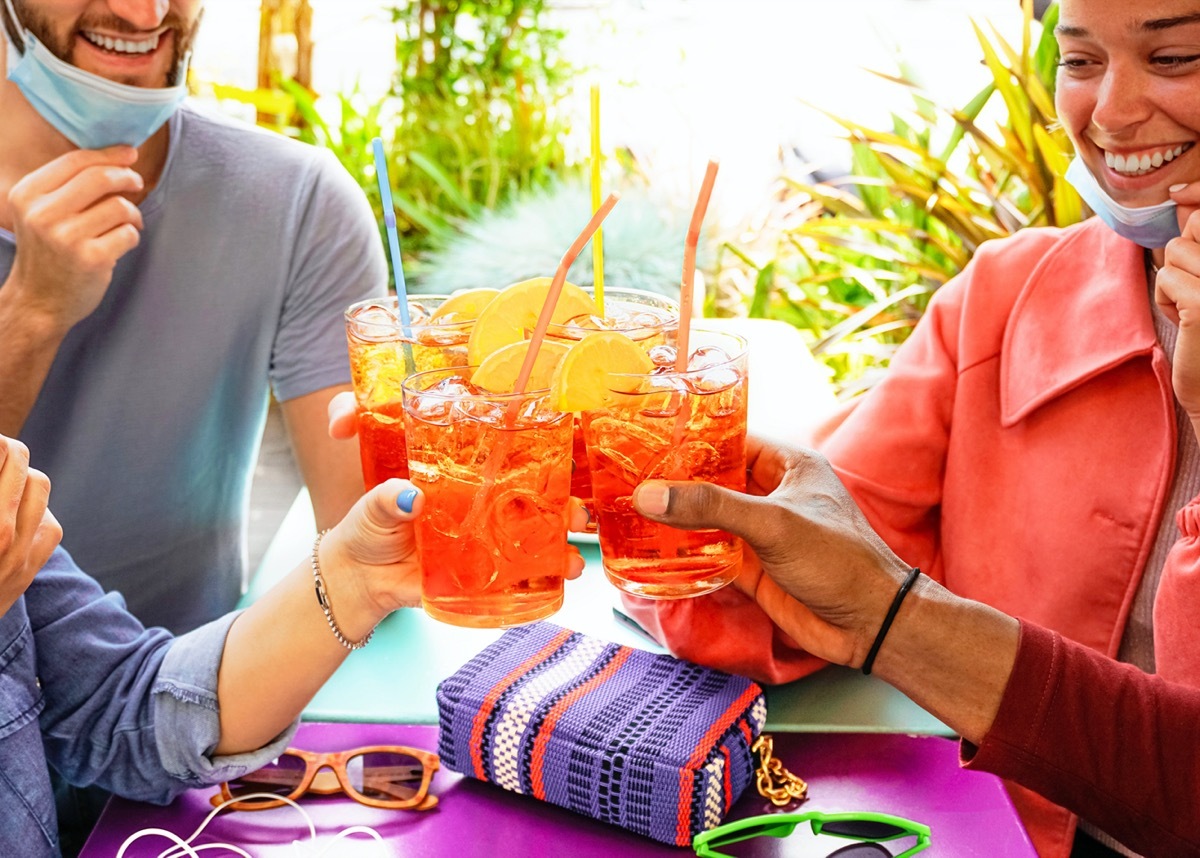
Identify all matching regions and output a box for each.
[590,85,606,316]
[474,191,620,530]
[512,192,622,399]
[674,160,720,372]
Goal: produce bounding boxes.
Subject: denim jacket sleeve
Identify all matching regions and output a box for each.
[30,547,297,804]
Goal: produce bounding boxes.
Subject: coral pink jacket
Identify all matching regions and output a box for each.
[625,219,1200,857]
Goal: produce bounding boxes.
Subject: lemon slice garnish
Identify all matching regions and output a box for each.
[471,340,570,394]
[549,332,655,412]
[466,277,599,366]
[427,287,500,323]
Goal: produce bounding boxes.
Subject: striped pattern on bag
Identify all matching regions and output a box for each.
[436,622,766,846]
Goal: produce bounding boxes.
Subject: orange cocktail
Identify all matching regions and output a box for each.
[346,294,483,488]
[582,329,748,598]
[546,288,678,531]
[402,367,573,627]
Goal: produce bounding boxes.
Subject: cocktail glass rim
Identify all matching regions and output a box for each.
[400,365,567,420]
[344,293,478,338]
[545,286,681,339]
[603,327,748,392]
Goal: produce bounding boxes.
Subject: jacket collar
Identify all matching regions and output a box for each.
[1001,219,1158,426]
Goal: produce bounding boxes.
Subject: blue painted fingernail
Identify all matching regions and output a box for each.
[397,488,418,513]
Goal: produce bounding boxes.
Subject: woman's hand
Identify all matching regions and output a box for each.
[318,477,586,637]
[0,436,62,615]
[631,438,912,668]
[1158,184,1200,438]
[317,479,424,633]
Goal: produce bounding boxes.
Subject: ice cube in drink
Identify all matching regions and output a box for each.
[582,329,748,598]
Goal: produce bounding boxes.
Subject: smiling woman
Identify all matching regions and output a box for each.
[629,1,1200,856]
[1054,0,1200,212]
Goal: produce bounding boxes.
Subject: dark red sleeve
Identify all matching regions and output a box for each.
[962,621,1200,856]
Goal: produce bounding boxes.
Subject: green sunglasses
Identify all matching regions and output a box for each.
[693,810,931,858]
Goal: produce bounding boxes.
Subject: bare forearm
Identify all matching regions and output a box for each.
[281,385,366,530]
[868,577,1020,745]
[0,294,68,435]
[214,552,382,755]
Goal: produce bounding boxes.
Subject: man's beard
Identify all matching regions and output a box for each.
[10,0,200,87]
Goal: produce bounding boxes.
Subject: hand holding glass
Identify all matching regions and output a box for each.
[583,328,748,598]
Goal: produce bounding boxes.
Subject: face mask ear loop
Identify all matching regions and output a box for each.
[2,0,25,52]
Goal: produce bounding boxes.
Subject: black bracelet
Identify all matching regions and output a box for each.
[861,567,922,675]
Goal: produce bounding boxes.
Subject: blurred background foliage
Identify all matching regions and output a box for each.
[712,0,1080,396]
[222,0,1076,397]
[377,0,579,247]
[221,0,579,261]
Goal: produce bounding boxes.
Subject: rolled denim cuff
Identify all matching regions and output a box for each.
[153,610,299,788]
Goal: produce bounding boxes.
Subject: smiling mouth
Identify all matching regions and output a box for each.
[80,29,162,56]
[1103,143,1195,177]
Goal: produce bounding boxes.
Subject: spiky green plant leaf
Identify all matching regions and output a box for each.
[718,2,1076,396]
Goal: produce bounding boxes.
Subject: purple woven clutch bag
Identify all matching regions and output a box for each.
[436,621,766,846]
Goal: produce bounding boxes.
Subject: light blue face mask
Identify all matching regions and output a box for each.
[4,3,189,150]
[1064,157,1181,248]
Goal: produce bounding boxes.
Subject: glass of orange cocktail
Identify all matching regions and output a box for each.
[545,288,679,532]
[402,366,573,628]
[346,293,493,489]
[582,328,748,599]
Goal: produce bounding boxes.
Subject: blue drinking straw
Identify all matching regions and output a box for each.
[371,137,414,372]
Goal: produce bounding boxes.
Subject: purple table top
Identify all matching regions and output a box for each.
[82,722,1035,858]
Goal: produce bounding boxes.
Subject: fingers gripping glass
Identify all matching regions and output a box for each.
[213,746,440,811]
[693,810,931,858]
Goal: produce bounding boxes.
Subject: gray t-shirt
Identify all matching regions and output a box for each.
[3,104,387,633]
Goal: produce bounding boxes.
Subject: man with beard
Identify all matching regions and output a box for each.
[0,0,384,634]
[0,5,384,849]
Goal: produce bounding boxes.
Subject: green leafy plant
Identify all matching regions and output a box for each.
[717,1,1080,396]
[380,0,580,255]
[204,1,580,264]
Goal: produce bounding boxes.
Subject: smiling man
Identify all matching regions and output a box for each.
[0,0,385,635]
[0,3,385,850]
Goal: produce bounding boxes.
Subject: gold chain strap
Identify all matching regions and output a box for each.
[752,735,809,807]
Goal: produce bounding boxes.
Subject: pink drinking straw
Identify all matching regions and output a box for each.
[467,192,621,536]
[673,160,720,372]
[511,192,622,399]
[667,161,720,458]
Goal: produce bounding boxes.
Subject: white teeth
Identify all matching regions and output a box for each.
[1104,144,1190,176]
[82,30,159,55]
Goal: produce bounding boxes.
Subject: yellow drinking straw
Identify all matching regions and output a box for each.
[590,84,606,315]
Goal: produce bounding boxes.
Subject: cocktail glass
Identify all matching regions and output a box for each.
[546,287,679,532]
[402,367,574,627]
[345,295,476,488]
[582,329,748,598]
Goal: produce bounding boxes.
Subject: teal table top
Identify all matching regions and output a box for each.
[243,490,950,735]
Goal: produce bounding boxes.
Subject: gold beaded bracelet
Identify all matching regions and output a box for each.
[311,529,375,651]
